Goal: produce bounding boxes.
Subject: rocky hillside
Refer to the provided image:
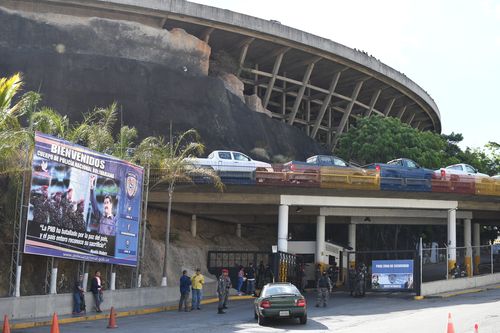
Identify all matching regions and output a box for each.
[0,6,323,296]
[0,7,327,162]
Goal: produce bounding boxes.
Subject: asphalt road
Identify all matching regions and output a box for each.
[18,289,500,333]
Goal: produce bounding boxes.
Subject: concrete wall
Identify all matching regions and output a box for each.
[422,273,500,296]
[0,282,216,320]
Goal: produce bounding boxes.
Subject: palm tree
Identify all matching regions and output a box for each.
[150,128,223,286]
[0,73,41,175]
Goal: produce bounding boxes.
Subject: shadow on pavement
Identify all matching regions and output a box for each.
[303,289,500,318]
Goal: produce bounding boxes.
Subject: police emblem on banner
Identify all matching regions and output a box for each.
[126,172,138,199]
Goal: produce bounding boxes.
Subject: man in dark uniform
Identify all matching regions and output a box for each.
[61,188,75,229]
[31,185,50,224]
[89,176,117,236]
[69,199,86,232]
[316,271,332,307]
[262,264,275,286]
[217,269,231,314]
[48,191,63,226]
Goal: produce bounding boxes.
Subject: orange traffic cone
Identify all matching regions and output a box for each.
[474,323,479,332]
[50,313,60,333]
[2,315,10,333]
[446,313,455,333]
[107,307,118,329]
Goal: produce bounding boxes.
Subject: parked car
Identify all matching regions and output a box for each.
[283,155,365,174]
[364,158,434,191]
[254,282,307,326]
[491,175,500,179]
[187,150,272,172]
[438,164,489,178]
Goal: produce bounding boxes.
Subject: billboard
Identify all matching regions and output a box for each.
[371,260,414,290]
[24,132,143,266]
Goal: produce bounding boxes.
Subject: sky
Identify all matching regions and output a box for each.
[191,0,500,149]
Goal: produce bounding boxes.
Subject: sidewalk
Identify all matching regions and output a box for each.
[8,294,254,330]
[426,283,500,298]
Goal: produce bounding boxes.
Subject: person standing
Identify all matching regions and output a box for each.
[72,274,84,315]
[245,263,256,296]
[262,264,275,286]
[217,269,231,314]
[256,261,265,289]
[314,264,322,285]
[236,266,244,296]
[179,270,192,312]
[316,271,332,307]
[191,268,204,310]
[90,271,103,312]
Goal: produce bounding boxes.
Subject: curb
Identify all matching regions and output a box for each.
[10,295,254,330]
[426,288,484,299]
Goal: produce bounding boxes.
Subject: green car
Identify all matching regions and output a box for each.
[254,282,307,326]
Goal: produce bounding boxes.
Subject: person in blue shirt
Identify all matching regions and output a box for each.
[179,270,192,312]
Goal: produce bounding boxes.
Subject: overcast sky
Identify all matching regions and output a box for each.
[191,0,500,149]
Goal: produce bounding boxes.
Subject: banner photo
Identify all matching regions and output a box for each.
[24,132,143,266]
[371,260,414,290]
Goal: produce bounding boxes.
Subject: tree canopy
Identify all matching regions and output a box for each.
[335,116,499,175]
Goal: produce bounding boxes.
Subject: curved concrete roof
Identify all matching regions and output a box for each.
[3,0,441,147]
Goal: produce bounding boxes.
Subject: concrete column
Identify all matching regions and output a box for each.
[348,223,356,269]
[110,272,116,291]
[82,272,89,291]
[50,267,58,294]
[464,218,472,277]
[316,216,326,265]
[14,265,21,297]
[277,205,289,252]
[236,223,242,239]
[473,223,481,274]
[190,214,197,238]
[447,209,457,274]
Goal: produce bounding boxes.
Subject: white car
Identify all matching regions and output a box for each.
[187,150,272,172]
[438,164,489,178]
[493,175,500,180]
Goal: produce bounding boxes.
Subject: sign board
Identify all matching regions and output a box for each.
[24,132,143,266]
[371,260,414,290]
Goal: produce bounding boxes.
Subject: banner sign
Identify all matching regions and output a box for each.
[24,132,143,266]
[371,260,414,290]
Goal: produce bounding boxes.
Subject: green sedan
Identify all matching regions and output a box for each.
[254,282,307,326]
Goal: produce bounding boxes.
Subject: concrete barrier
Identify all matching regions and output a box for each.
[0,282,217,320]
[422,273,500,296]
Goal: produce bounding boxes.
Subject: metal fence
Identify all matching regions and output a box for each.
[207,250,299,291]
[422,245,498,282]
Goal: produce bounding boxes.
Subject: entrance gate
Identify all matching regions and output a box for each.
[207,250,299,289]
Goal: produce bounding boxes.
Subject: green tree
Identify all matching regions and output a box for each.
[336,116,447,168]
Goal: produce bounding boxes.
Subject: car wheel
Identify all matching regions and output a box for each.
[299,314,307,325]
[258,315,267,326]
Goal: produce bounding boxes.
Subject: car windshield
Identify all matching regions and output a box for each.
[262,284,300,297]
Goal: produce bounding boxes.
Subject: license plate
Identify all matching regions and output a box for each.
[279,311,290,317]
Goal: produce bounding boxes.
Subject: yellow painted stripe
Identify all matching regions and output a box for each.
[10,295,254,330]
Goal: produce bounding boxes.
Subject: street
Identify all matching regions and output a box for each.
[17,288,500,333]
